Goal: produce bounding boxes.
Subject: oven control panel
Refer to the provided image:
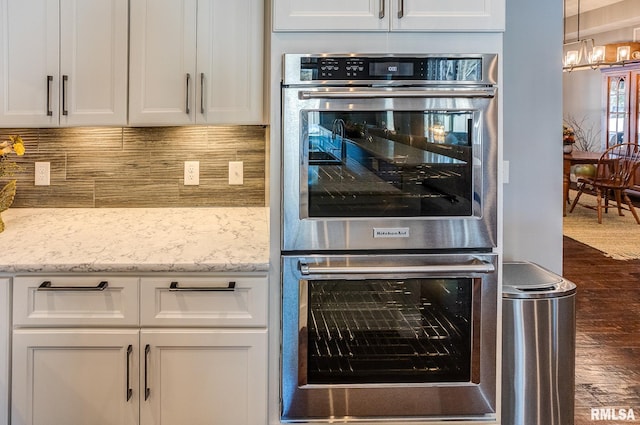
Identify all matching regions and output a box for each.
[296,55,484,83]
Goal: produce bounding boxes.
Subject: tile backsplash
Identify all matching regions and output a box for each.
[1,126,266,208]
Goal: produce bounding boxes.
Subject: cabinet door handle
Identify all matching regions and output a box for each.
[126,345,133,401]
[144,344,151,401]
[186,73,191,115]
[200,73,205,114]
[397,0,404,18]
[46,76,53,116]
[169,281,236,292]
[379,0,385,18]
[37,281,109,291]
[62,75,69,115]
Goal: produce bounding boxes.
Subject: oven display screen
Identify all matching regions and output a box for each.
[369,61,414,77]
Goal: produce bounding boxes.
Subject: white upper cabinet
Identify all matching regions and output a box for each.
[197,0,264,124]
[0,0,128,127]
[273,0,386,32]
[129,0,264,126]
[273,0,505,32]
[0,0,59,127]
[59,0,128,126]
[129,0,198,126]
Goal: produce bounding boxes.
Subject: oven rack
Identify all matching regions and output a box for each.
[309,302,453,340]
[307,332,467,381]
[306,280,470,380]
[309,280,467,337]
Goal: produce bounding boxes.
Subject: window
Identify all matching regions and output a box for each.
[602,66,640,192]
[602,66,640,148]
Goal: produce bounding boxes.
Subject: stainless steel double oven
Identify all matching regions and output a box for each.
[280,54,499,423]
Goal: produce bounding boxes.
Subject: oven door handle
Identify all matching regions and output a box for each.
[298,88,496,100]
[298,261,495,275]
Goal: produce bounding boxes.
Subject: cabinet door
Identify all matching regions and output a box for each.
[140,329,267,425]
[390,0,504,31]
[129,0,197,125]
[59,0,128,126]
[272,0,388,31]
[196,0,264,124]
[12,329,139,425]
[0,0,59,127]
[0,279,9,425]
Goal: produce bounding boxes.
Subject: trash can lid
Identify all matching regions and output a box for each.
[503,261,577,299]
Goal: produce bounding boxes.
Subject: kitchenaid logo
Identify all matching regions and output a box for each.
[373,227,410,238]
[591,407,636,421]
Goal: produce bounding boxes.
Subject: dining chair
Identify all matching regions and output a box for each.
[569,143,640,224]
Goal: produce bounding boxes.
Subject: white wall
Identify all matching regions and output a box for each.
[563,70,603,150]
[503,0,564,273]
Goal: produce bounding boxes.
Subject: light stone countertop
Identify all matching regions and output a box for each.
[0,208,269,273]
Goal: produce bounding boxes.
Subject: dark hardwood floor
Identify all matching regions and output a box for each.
[563,236,640,424]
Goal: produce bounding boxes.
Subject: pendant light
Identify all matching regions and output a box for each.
[563,0,594,70]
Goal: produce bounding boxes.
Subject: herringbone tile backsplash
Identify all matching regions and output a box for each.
[1,126,266,207]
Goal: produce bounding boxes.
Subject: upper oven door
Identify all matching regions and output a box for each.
[281,86,498,252]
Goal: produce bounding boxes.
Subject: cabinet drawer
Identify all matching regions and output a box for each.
[13,276,139,327]
[140,275,267,327]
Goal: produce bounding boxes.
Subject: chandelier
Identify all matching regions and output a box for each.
[563,0,635,71]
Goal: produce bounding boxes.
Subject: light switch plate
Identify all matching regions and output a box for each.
[503,160,510,184]
[229,161,243,185]
[184,161,199,185]
[35,162,50,186]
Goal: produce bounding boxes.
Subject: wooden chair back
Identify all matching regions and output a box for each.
[593,143,640,190]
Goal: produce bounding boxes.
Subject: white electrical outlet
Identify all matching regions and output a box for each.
[34,162,51,186]
[229,161,243,185]
[184,161,200,185]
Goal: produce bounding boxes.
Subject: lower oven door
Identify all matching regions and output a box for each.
[281,253,498,422]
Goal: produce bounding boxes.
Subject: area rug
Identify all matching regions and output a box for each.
[564,190,640,260]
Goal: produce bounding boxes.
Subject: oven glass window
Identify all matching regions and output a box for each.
[304,278,473,384]
[304,110,475,217]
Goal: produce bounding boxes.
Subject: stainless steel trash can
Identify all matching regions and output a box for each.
[502,261,577,425]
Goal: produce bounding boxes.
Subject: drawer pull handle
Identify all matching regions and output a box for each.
[126,345,133,401]
[169,281,236,292]
[144,344,151,401]
[38,281,108,291]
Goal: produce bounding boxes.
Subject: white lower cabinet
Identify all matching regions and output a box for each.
[140,329,267,425]
[11,329,140,425]
[10,274,268,425]
[1,278,10,425]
